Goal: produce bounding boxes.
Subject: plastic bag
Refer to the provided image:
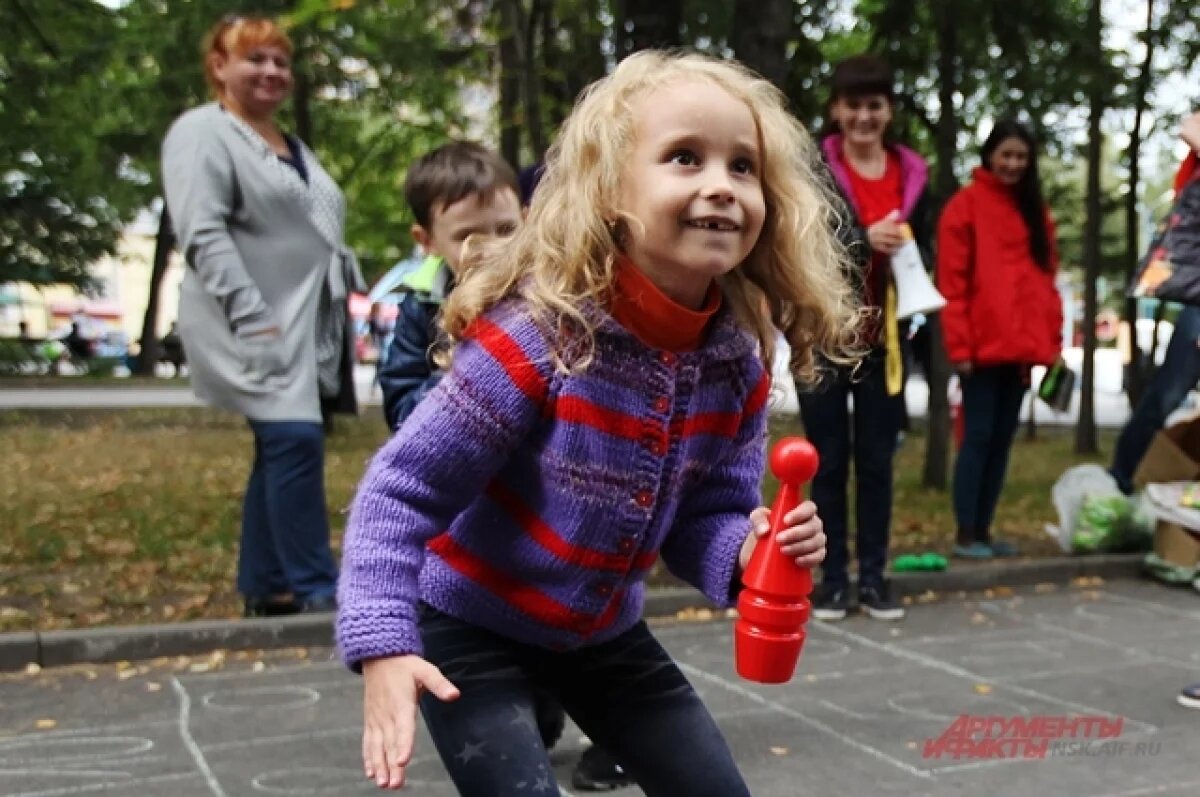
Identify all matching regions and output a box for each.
[1045,464,1154,554]
[1045,464,1122,553]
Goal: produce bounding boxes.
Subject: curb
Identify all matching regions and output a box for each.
[0,554,1145,673]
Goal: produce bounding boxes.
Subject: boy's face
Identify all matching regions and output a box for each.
[412,187,522,274]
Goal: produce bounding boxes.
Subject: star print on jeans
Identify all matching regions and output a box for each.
[454,740,487,764]
[509,702,538,734]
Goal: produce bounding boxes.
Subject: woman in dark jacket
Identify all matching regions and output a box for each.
[801,55,934,622]
[937,120,1062,559]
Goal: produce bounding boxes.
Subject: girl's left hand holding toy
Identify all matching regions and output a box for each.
[739,501,826,571]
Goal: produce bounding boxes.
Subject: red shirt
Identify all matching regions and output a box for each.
[844,150,903,331]
[610,256,721,352]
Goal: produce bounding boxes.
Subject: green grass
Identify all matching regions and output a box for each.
[0,407,1117,632]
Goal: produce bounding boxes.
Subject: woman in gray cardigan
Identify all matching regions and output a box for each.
[161,15,364,617]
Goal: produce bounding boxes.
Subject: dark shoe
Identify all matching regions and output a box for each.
[953,542,994,560]
[1178,682,1200,710]
[244,595,300,618]
[859,581,906,621]
[297,593,337,614]
[571,745,631,792]
[811,582,849,621]
[534,691,566,751]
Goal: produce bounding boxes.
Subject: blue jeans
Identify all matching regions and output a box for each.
[237,421,338,601]
[953,365,1027,539]
[416,606,749,797]
[797,348,900,590]
[1110,306,1200,494]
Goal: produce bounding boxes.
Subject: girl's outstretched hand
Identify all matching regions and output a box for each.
[361,654,460,790]
[739,501,826,571]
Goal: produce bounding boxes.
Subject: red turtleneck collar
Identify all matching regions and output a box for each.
[609,256,722,353]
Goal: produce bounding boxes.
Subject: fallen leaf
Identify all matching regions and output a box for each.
[24,662,40,675]
[769,746,789,756]
[146,682,162,692]
[974,684,992,695]
[35,719,56,729]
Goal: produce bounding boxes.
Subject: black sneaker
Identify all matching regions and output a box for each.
[1177,682,1200,710]
[859,581,905,621]
[243,595,300,618]
[571,745,632,792]
[811,583,849,621]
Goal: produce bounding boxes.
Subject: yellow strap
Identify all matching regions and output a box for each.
[884,279,903,396]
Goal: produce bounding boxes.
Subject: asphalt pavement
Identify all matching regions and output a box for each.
[2,578,1198,797]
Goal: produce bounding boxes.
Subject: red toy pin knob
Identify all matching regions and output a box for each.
[734,437,819,684]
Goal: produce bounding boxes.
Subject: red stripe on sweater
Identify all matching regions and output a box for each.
[591,588,626,635]
[555,395,648,441]
[486,482,659,573]
[680,371,769,439]
[681,412,741,439]
[427,534,593,633]
[744,371,771,416]
[464,318,547,403]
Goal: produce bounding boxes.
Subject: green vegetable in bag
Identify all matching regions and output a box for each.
[1071,495,1153,553]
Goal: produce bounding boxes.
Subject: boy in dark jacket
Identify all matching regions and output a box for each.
[378,142,521,430]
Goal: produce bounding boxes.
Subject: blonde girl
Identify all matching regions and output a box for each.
[337,50,860,795]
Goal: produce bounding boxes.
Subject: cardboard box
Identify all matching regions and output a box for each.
[1134,415,1200,489]
[1152,520,1200,569]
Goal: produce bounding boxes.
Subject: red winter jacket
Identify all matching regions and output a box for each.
[937,167,1063,367]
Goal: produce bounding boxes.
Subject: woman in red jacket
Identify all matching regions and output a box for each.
[937,119,1062,559]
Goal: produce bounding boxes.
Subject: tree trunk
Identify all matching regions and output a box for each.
[1076,0,1104,455]
[500,0,547,157]
[498,5,522,168]
[618,0,683,58]
[134,205,173,376]
[923,2,960,490]
[1122,0,1157,409]
[730,0,792,88]
[293,64,314,147]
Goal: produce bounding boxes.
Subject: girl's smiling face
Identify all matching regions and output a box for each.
[616,79,766,309]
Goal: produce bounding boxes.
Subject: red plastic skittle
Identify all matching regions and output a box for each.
[734,437,820,684]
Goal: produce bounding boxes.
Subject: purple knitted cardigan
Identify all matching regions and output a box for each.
[336,298,770,668]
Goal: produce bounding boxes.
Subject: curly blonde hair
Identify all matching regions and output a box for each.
[441,50,862,385]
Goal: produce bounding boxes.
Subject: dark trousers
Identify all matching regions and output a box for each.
[952,365,1027,539]
[417,606,749,797]
[797,349,900,590]
[1110,306,1200,494]
[237,420,338,601]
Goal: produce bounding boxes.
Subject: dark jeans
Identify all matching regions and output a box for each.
[953,365,1027,538]
[417,606,749,797]
[797,348,900,590]
[237,420,338,601]
[1110,306,1200,494]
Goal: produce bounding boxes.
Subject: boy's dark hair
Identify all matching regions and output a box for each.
[828,55,895,104]
[404,141,520,229]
